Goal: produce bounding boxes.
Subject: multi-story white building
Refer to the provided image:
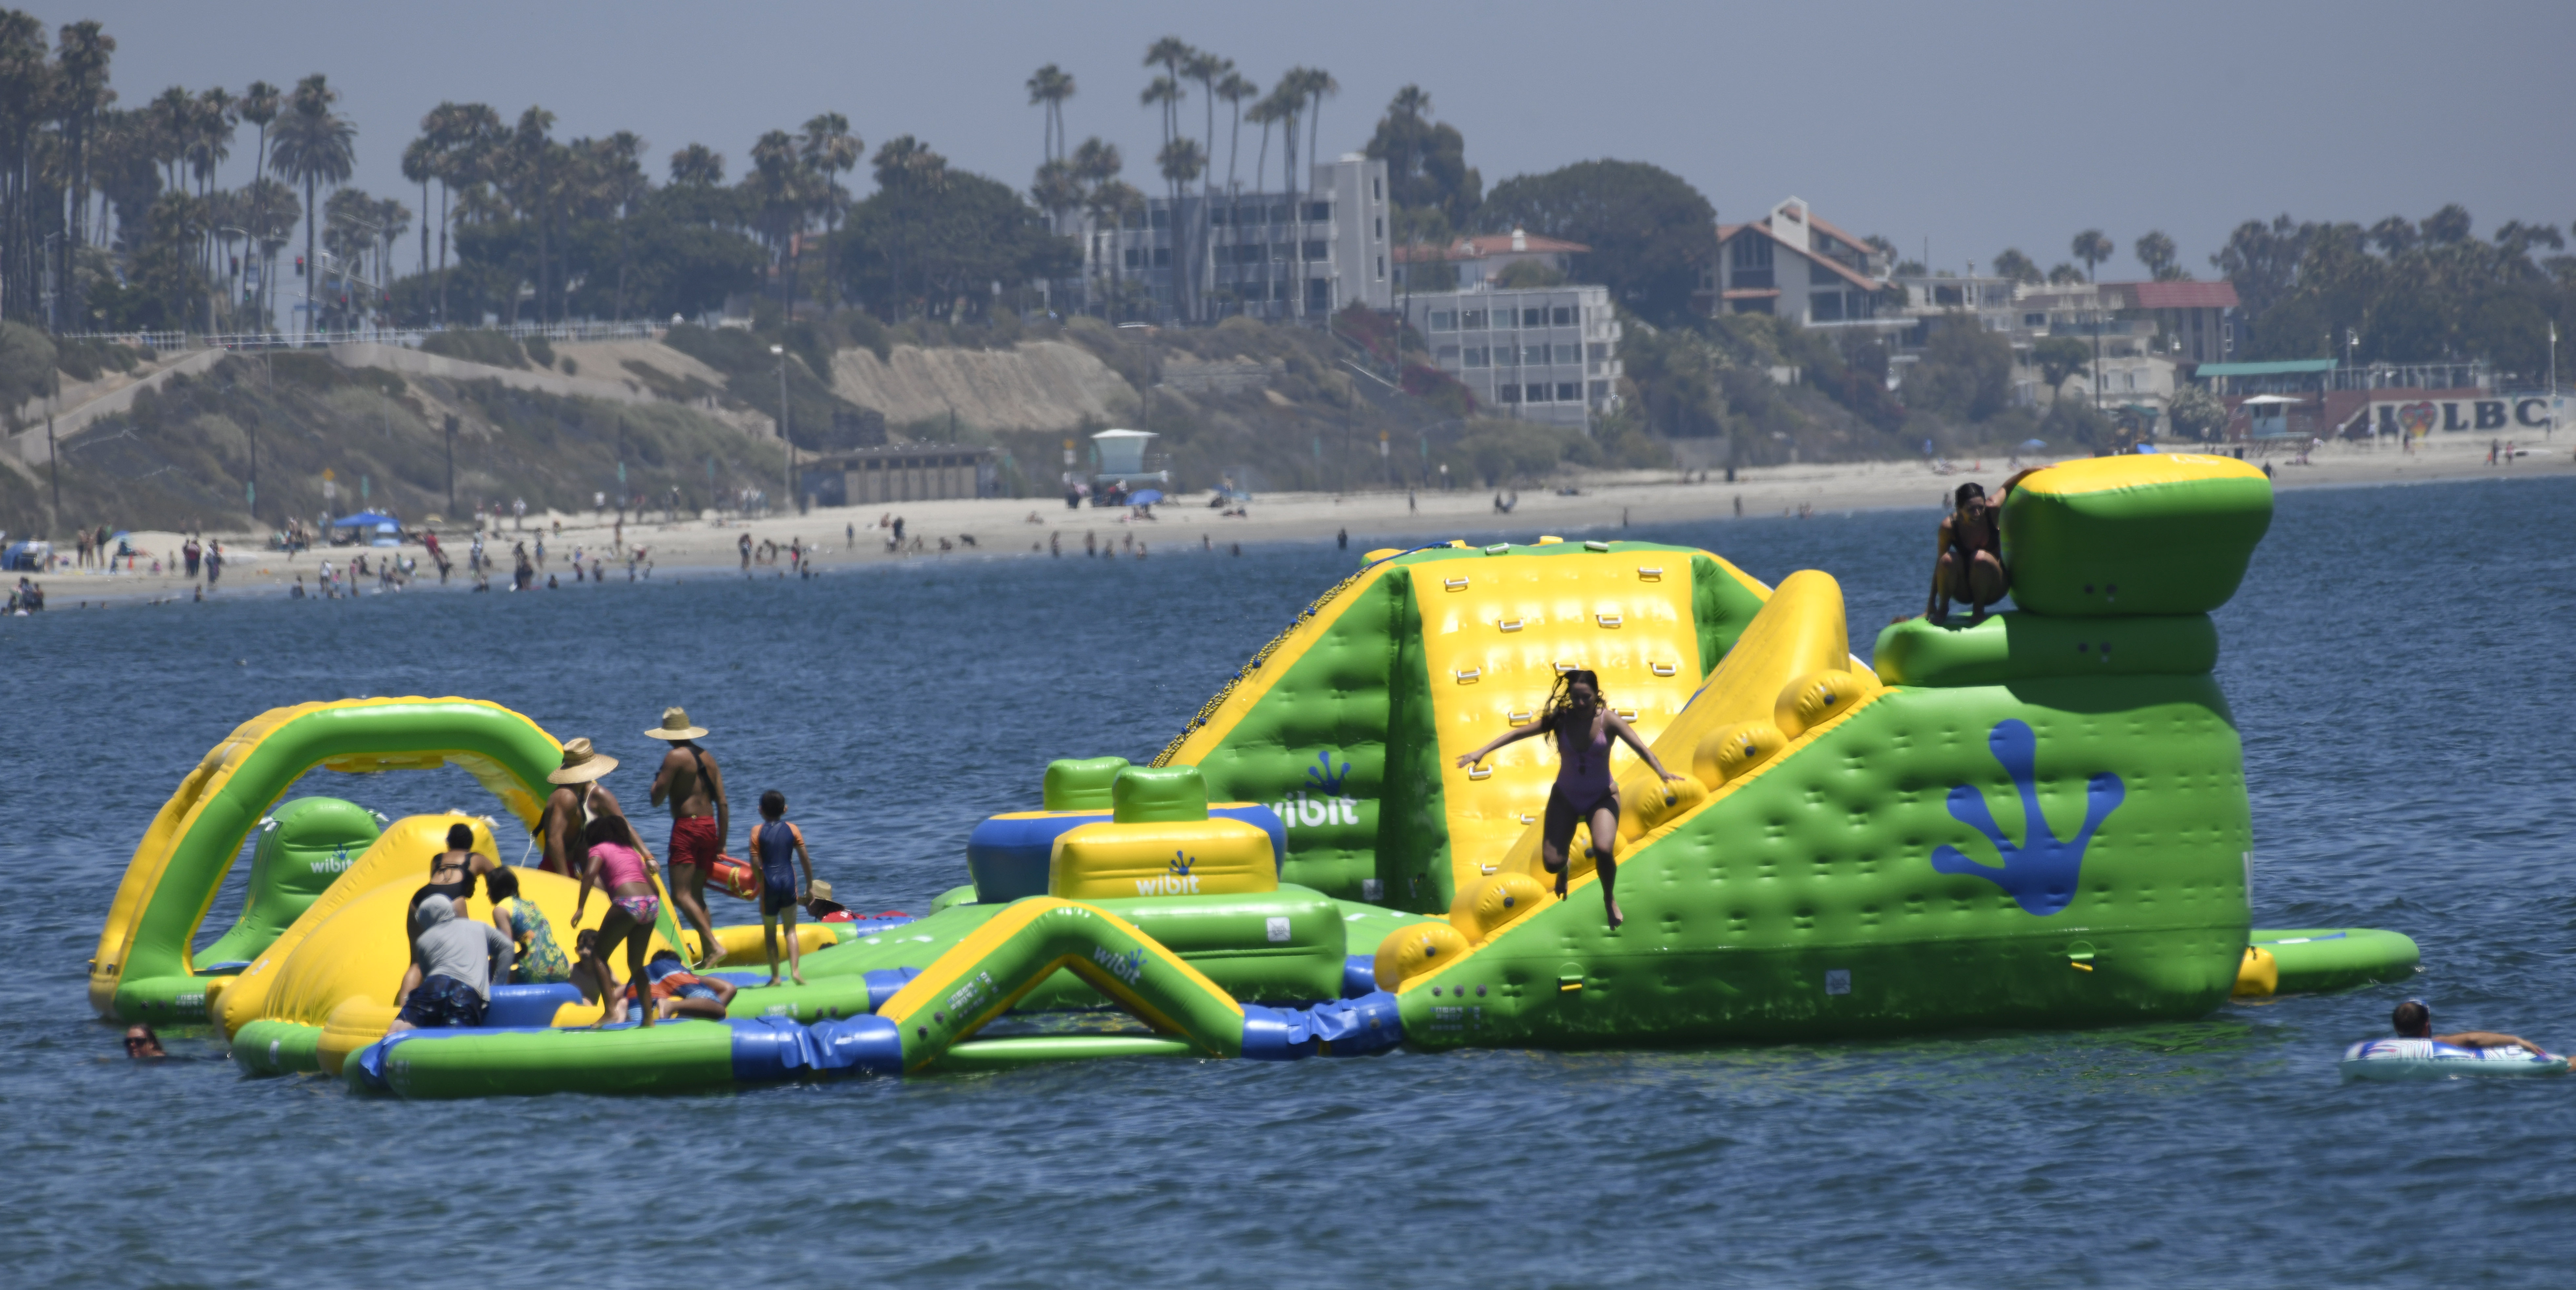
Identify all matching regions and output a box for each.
[1067,154,1393,324]
[1397,284,1623,431]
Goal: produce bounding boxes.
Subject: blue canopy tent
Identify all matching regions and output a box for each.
[329,512,401,547]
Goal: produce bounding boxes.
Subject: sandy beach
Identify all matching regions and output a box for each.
[19,430,2569,607]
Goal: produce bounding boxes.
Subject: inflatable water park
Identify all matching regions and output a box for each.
[90,453,2514,1097]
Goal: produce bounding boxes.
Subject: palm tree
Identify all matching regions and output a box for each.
[668,142,724,186]
[747,127,802,310]
[2133,230,2179,281]
[1217,72,1255,198]
[424,102,499,326]
[238,80,279,176]
[871,134,946,318]
[800,112,861,303]
[1244,96,1281,312]
[1031,157,1081,230]
[1158,136,1205,318]
[1299,67,1339,171]
[2071,229,2112,283]
[267,73,355,340]
[1070,137,1121,314]
[55,20,115,320]
[594,130,647,321]
[1026,64,1074,166]
[1084,178,1143,318]
[401,135,436,288]
[1387,85,1428,206]
[239,176,296,322]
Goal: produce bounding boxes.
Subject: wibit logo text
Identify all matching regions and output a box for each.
[1092,945,1147,986]
[1133,850,1201,896]
[1268,751,1365,829]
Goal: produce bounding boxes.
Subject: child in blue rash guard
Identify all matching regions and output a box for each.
[752,790,816,987]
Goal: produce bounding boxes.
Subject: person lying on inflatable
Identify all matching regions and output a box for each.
[2391,999,2548,1055]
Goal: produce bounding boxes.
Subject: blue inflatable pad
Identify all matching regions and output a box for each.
[1238,992,1405,1060]
[483,983,585,1027]
[967,805,1289,902]
[864,967,922,1011]
[808,1015,906,1075]
[1342,956,1379,998]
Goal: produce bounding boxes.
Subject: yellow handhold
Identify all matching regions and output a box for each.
[1691,720,1787,789]
[1048,817,1277,900]
[1774,667,1879,739]
[1448,872,1551,943]
[1373,921,1471,990]
[2234,945,2279,998]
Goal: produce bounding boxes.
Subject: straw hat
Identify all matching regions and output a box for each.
[546,737,618,784]
[808,879,833,903]
[644,706,708,741]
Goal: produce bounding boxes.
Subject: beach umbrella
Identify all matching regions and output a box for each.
[2018,439,2047,451]
[1128,490,1164,506]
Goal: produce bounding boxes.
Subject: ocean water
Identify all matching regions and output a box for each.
[8,476,2572,1288]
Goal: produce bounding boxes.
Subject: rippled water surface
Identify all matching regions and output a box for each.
[9,476,2573,1288]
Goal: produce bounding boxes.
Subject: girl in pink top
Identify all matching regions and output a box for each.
[572,815,665,1026]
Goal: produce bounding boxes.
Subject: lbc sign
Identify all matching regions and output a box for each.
[2376,397,2554,435]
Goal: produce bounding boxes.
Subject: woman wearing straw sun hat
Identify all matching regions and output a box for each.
[536,737,645,878]
[646,706,729,968]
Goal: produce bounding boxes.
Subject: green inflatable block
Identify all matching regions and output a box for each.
[2001,455,2273,616]
[1874,613,2220,687]
[2252,928,2420,994]
[199,796,382,967]
[1043,757,1129,810]
[1112,765,1208,823]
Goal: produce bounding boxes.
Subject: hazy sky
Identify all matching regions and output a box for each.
[40,0,2576,284]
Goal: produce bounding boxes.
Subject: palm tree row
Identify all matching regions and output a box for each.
[1024,43,1335,322]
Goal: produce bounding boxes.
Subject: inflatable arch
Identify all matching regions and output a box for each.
[89,697,685,1024]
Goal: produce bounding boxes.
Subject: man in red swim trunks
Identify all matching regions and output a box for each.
[647,706,729,968]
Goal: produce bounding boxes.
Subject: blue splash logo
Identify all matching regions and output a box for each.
[1304,750,1352,796]
[1928,719,2124,917]
[1271,750,1363,830]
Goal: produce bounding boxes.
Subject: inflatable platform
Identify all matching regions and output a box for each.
[88,454,2430,1096]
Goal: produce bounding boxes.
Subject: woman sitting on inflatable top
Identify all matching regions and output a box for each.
[1456,669,1686,930]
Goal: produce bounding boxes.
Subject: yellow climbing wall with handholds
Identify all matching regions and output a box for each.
[1415,549,1711,897]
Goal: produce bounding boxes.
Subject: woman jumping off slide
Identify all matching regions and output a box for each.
[1455,669,1685,929]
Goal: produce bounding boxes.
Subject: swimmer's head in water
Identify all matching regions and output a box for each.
[760,790,786,820]
[2393,999,2432,1037]
[445,822,474,851]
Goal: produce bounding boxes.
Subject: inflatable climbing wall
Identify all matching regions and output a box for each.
[1156,538,1774,907]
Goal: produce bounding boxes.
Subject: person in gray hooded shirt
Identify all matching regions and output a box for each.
[390,895,514,1032]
